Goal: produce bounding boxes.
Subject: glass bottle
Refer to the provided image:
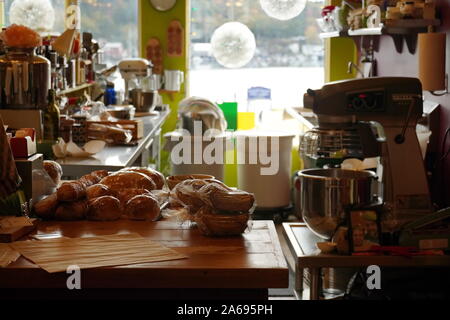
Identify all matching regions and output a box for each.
[43,89,61,143]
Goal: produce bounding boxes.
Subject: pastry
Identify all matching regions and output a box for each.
[120,167,165,189]
[86,196,122,221]
[79,174,99,188]
[116,188,152,205]
[125,194,160,221]
[57,181,86,202]
[86,184,116,200]
[33,193,58,220]
[199,183,255,212]
[194,206,250,236]
[172,179,210,213]
[91,170,109,181]
[55,200,88,221]
[43,160,63,185]
[99,171,156,191]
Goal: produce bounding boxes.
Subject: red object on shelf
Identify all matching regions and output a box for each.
[321,5,336,17]
[9,128,37,158]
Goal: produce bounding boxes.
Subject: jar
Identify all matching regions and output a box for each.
[0,47,51,109]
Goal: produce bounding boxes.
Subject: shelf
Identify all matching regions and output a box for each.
[319,31,348,39]
[319,19,441,54]
[348,27,383,36]
[57,83,94,97]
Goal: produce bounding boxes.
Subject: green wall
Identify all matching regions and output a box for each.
[139,0,189,174]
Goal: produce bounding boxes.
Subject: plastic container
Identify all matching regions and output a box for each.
[104,84,117,106]
[218,102,238,131]
[164,132,230,181]
[236,130,295,209]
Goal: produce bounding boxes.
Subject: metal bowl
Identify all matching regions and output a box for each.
[299,168,376,239]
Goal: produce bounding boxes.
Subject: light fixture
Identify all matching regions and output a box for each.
[9,0,55,34]
[259,0,306,21]
[210,22,256,69]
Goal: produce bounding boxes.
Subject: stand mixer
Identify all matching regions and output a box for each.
[301,77,433,236]
[118,58,153,104]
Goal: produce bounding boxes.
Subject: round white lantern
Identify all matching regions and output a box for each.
[210,22,256,69]
[259,0,306,21]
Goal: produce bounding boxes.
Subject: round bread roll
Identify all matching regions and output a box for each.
[99,171,156,191]
[86,196,122,221]
[116,188,152,205]
[125,194,160,221]
[86,184,116,200]
[43,160,63,185]
[55,200,88,221]
[120,167,165,189]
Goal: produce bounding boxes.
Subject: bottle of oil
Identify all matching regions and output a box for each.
[43,89,60,143]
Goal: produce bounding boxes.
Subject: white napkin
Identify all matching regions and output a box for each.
[52,138,105,158]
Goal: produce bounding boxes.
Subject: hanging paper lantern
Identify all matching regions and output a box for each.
[259,0,306,21]
[9,0,55,34]
[210,22,256,69]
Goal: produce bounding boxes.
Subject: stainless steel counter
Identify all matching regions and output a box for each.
[57,108,170,179]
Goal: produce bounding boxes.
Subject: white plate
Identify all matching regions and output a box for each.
[150,0,176,11]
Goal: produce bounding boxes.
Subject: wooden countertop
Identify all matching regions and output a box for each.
[1,220,289,290]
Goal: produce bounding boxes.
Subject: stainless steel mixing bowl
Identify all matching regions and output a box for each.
[299,168,377,239]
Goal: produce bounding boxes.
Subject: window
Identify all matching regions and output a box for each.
[190,0,324,110]
[3,0,138,66]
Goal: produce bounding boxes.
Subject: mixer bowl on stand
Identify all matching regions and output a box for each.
[298,168,377,239]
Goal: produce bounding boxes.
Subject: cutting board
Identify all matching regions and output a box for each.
[0,217,38,243]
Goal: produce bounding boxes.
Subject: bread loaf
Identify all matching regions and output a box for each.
[34,193,58,220]
[57,181,86,202]
[79,174,99,188]
[43,160,63,185]
[55,200,88,221]
[194,206,250,236]
[172,179,210,213]
[116,188,151,205]
[86,196,122,221]
[120,167,165,189]
[91,170,109,181]
[199,183,255,212]
[99,171,156,191]
[125,194,160,221]
[86,184,116,200]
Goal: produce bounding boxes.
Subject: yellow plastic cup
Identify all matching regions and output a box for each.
[237,112,255,130]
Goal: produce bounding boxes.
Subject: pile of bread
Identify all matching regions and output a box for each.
[171,179,255,236]
[34,163,165,222]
